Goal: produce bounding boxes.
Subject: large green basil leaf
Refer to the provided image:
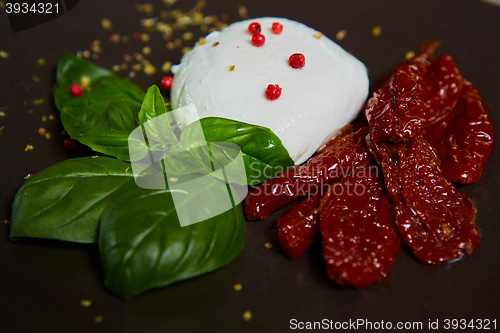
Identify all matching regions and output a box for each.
[54,54,146,161]
[10,157,135,243]
[181,117,294,185]
[99,177,246,300]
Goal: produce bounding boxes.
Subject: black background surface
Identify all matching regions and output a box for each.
[0,0,499,332]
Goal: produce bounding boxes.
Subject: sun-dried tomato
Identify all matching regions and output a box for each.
[423,81,494,184]
[320,165,400,289]
[244,127,371,220]
[276,192,322,260]
[365,43,464,143]
[367,134,481,264]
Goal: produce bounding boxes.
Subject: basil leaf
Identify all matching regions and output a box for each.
[181,117,294,185]
[54,54,146,161]
[138,85,178,151]
[10,157,135,243]
[99,177,246,300]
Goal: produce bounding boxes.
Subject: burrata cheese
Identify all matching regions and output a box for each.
[171,17,368,164]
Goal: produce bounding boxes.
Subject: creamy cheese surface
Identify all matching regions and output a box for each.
[171,17,369,164]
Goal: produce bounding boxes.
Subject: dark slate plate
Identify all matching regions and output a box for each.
[1,0,498,332]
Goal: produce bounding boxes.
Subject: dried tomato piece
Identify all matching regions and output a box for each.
[365,44,464,143]
[423,81,494,184]
[367,135,481,264]
[244,127,371,220]
[320,165,400,289]
[276,192,322,260]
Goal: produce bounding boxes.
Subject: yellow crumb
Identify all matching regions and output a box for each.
[101,18,112,30]
[233,283,242,291]
[336,29,347,41]
[161,61,173,73]
[242,310,252,321]
[405,51,416,60]
[80,299,92,307]
[372,25,382,37]
[238,5,248,19]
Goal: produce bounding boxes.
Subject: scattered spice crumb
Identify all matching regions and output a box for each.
[336,29,347,41]
[24,174,32,180]
[169,177,178,182]
[313,32,323,39]
[109,33,121,43]
[264,242,272,249]
[0,219,11,224]
[28,109,33,114]
[233,283,242,291]
[94,315,104,323]
[90,39,102,53]
[442,224,452,235]
[24,144,34,152]
[37,58,46,65]
[33,99,45,106]
[198,37,206,45]
[80,299,92,308]
[405,51,416,60]
[121,35,130,43]
[161,61,173,73]
[81,76,91,88]
[38,128,46,136]
[101,18,113,30]
[182,31,194,41]
[0,51,9,59]
[142,46,152,55]
[128,71,136,78]
[228,65,235,71]
[174,38,182,47]
[141,33,151,42]
[0,126,4,135]
[132,63,142,71]
[41,115,47,122]
[123,54,133,63]
[83,50,91,59]
[121,63,128,71]
[372,25,382,37]
[242,310,252,321]
[134,53,144,61]
[0,111,5,117]
[125,167,130,175]
[238,5,248,19]
[213,41,219,47]
[166,42,176,51]
[24,101,28,107]
[45,133,52,140]
[32,76,41,83]
[143,63,156,76]
[92,53,99,60]
[91,156,99,159]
